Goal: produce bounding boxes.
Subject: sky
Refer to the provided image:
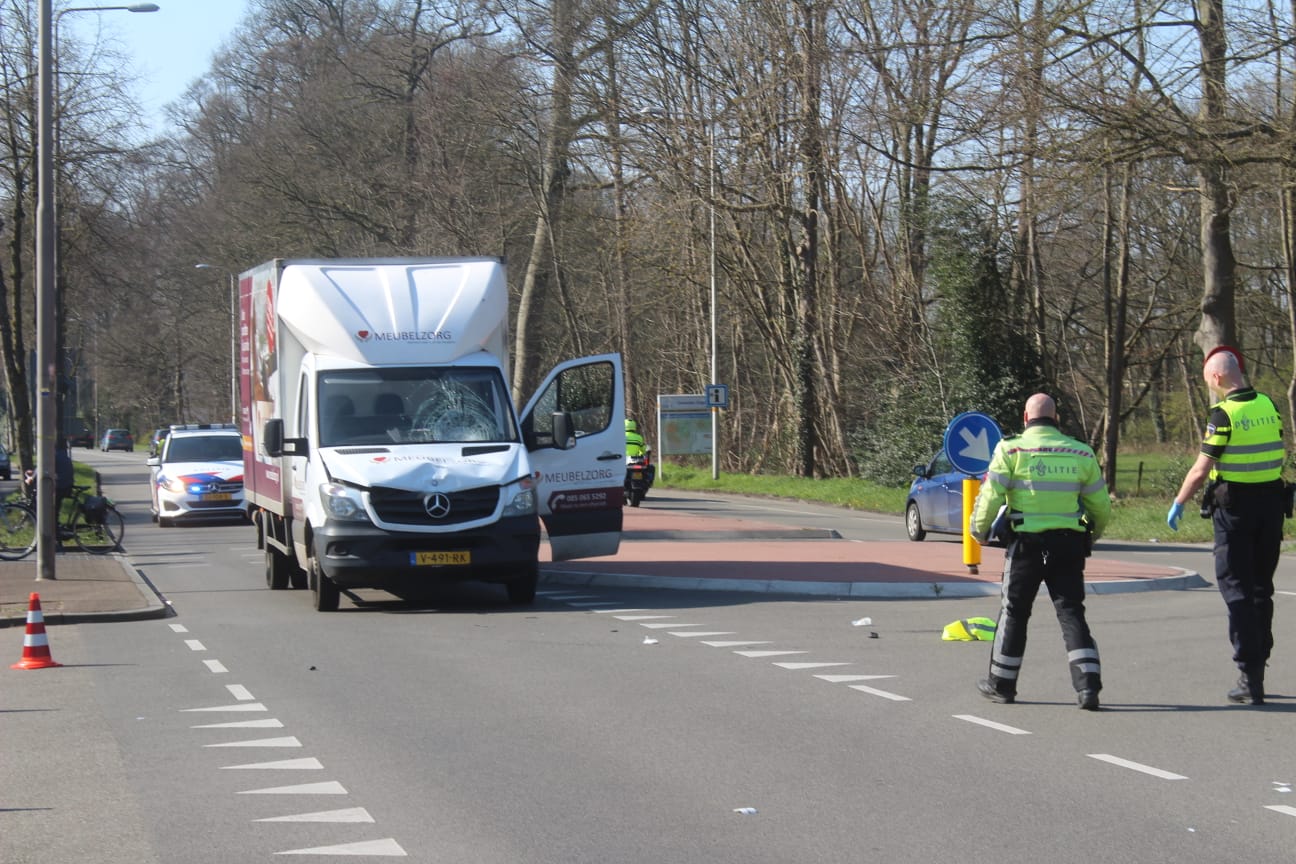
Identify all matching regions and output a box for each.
[61,0,251,136]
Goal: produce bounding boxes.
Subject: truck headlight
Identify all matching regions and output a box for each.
[319,483,369,522]
[501,476,537,517]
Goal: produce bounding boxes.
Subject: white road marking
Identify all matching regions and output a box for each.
[593,608,647,614]
[192,718,284,729]
[203,660,228,674]
[1265,805,1296,817]
[275,838,406,856]
[205,736,303,748]
[184,639,206,652]
[668,631,736,638]
[734,650,807,658]
[1277,591,1296,597]
[614,615,674,621]
[222,757,324,771]
[240,781,348,795]
[640,621,699,629]
[257,807,374,823]
[814,674,895,683]
[169,623,188,633]
[1088,754,1187,780]
[953,714,1031,735]
[182,702,268,713]
[774,662,852,670]
[227,684,255,701]
[848,684,911,702]
[702,641,772,648]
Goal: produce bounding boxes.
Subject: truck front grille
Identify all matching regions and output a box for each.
[368,485,500,526]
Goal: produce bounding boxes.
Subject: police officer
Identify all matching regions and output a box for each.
[625,418,654,487]
[1167,347,1285,705]
[970,393,1112,710]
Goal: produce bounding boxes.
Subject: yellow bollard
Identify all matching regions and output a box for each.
[962,477,981,574]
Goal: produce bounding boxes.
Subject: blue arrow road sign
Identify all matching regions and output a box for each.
[943,412,1003,476]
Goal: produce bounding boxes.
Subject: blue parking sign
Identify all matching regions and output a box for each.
[943,412,1002,476]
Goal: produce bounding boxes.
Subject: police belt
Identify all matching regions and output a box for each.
[1214,478,1284,495]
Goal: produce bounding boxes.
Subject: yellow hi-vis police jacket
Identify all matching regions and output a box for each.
[1202,389,1284,484]
[970,419,1111,543]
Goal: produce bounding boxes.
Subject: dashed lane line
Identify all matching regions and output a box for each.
[814,674,894,683]
[702,641,772,648]
[1087,754,1187,780]
[667,631,736,638]
[240,781,348,795]
[169,623,188,633]
[192,718,285,729]
[184,639,206,651]
[614,615,675,621]
[227,684,255,701]
[256,807,375,823]
[953,714,1031,735]
[204,737,303,749]
[1265,805,1296,817]
[848,684,911,702]
[275,838,407,856]
[734,650,807,658]
[203,660,228,674]
[182,702,268,713]
[774,662,852,670]
[640,621,702,629]
[220,757,324,771]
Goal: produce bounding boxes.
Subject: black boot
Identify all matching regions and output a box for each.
[977,678,1014,704]
[1227,668,1264,705]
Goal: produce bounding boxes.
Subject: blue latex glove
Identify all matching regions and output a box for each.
[1167,501,1184,531]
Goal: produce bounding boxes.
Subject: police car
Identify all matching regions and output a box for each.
[147,424,246,527]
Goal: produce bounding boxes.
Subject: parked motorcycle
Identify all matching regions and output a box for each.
[625,450,654,507]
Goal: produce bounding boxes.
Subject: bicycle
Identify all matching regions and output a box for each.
[0,482,125,560]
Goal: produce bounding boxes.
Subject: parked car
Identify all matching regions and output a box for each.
[147,424,245,527]
[101,428,134,452]
[906,451,983,541]
[0,444,10,481]
[148,427,171,457]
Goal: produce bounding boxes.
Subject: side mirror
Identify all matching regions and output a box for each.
[551,411,575,451]
[146,456,160,468]
[263,419,308,457]
[264,419,284,457]
[912,464,926,478]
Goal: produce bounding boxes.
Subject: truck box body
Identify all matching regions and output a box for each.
[240,258,624,609]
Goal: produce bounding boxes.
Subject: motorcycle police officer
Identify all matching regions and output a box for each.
[970,393,1112,710]
[1167,347,1286,705]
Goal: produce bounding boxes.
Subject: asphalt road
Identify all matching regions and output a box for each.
[4,450,1295,863]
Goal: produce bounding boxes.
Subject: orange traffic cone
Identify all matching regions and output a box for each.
[11,593,61,670]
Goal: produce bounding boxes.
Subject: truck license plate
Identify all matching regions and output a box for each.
[411,551,471,566]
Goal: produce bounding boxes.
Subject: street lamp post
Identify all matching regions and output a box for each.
[35,0,158,580]
[195,264,238,424]
[52,5,158,455]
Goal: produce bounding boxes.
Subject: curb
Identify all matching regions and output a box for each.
[0,556,171,628]
[540,566,1209,599]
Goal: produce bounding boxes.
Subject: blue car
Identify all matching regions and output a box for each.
[905,451,979,541]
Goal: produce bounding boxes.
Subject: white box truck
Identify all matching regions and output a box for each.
[239,258,625,611]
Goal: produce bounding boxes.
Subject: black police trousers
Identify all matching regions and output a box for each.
[987,530,1100,696]
[1211,480,1283,673]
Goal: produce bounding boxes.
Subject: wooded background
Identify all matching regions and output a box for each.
[2,0,1295,494]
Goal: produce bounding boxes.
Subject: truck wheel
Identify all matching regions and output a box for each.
[266,545,291,590]
[309,548,340,612]
[506,563,538,605]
